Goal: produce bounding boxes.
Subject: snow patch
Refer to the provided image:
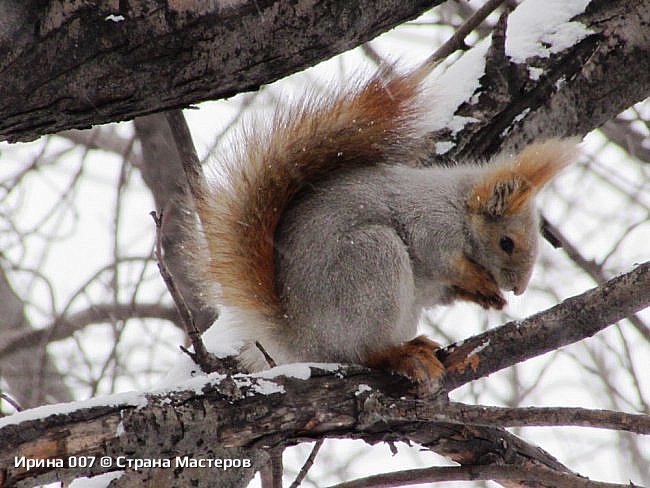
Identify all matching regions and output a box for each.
[253,362,342,381]
[435,141,455,155]
[506,0,593,63]
[469,339,491,357]
[422,36,491,136]
[527,66,544,81]
[355,384,373,396]
[250,378,286,396]
[0,391,146,429]
[104,14,125,22]
[513,108,531,124]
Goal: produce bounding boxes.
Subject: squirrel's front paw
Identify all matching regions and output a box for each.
[451,285,506,309]
[365,336,445,392]
[450,254,507,310]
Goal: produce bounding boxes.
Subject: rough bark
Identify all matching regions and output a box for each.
[439,0,650,160]
[1,262,648,487]
[0,0,439,143]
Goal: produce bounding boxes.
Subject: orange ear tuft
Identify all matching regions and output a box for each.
[468,138,580,218]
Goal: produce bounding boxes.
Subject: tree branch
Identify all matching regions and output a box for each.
[1,263,648,486]
[439,261,650,391]
[0,0,440,142]
[326,464,636,488]
[0,303,181,360]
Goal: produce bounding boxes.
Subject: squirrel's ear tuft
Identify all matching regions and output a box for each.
[468,138,580,218]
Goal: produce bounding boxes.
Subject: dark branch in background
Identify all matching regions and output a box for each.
[542,218,650,342]
[58,127,144,167]
[422,0,508,65]
[0,303,181,360]
[601,117,650,165]
[0,266,73,408]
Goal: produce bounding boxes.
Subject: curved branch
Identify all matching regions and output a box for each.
[326,464,634,488]
[440,261,650,390]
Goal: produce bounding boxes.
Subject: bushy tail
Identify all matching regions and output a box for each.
[195,67,429,320]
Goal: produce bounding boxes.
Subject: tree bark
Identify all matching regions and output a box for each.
[0,0,438,143]
[443,0,650,160]
[1,262,648,487]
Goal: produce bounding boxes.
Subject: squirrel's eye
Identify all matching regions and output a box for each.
[499,236,515,255]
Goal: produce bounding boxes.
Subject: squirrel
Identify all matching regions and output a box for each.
[187,63,579,389]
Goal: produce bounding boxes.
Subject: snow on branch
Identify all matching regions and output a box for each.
[1,262,648,487]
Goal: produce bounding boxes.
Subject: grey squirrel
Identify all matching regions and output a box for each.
[188,63,578,388]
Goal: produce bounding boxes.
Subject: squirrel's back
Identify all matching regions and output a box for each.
[195,67,434,323]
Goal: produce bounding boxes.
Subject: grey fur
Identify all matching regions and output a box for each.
[237,161,539,370]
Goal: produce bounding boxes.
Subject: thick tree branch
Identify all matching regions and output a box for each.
[1,0,649,148]
[1,264,647,486]
[449,0,650,160]
[0,0,439,143]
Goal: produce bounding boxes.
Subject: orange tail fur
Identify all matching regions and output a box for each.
[195,68,428,320]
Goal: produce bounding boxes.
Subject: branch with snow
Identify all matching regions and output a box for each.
[1,262,648,487]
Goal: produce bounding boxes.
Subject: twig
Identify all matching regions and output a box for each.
[421,0,508,68]
[289,439,324,488]
[373,400,650,435]
[150,210,227,374]
[325,463,639,488]
[0,392,22,412]
[444,402,650,435]
[160,109,241,374]
[542,218,650,342]
[256,341,278,368]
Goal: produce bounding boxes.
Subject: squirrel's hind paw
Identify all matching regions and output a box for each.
[365,335,445,393]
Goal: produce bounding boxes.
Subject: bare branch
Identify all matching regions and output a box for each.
[374,401,650,435]
[601,117,650,165]
[150,210,235,375]
[440,261,650,390]
[0,303,181,359]
[289,439,324,488]
[422,0,508,66]
[325,464,637,488]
